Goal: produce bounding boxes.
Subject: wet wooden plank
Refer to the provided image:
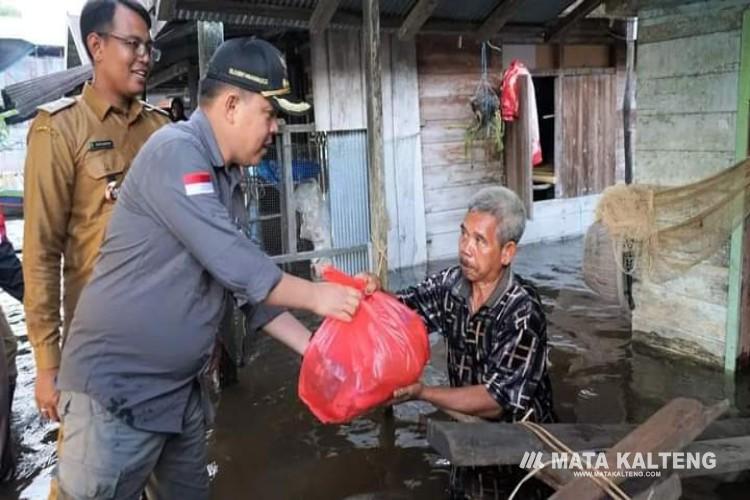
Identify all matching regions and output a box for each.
[550,398,728,500]
[428,415,749,468]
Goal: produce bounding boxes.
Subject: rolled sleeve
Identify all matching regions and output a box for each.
[482,300,547,420]
[137,138,282,305]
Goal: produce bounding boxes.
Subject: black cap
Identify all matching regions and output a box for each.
[205,37,311,116]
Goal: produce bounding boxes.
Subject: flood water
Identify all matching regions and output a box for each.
[2,221,750,499]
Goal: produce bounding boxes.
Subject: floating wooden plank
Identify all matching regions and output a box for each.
[545,0,604,42]
[309,0,344,34]
[427,415,750,467]
[550,398,728,500]
[476,0,525,42]
[398,0,440,41]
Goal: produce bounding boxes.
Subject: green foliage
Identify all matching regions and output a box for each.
[464,112,505,160]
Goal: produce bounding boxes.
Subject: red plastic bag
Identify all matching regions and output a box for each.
[298,267,430,423]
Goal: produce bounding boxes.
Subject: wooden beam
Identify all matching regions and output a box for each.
[428,417,750,467]
[154,21,196,46]
[187,62,198,112]
[176,0,615,43]
[725,9,750,373]
[363,0,388,287]
[545,0,604,42]
[530,434,750,492]
[476,0,525,41]
[155,0,177,21]
[398,0,440,41]
[147,60,190,90]
[309,0,344,34]
[550,398,728,500]
[623,18,635,184]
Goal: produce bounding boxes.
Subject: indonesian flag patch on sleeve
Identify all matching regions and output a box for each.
[183,172,214,196]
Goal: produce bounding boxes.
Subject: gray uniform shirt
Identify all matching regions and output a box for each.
[58,109,283,433]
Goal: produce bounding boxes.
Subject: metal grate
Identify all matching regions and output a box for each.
[243,123,370,279]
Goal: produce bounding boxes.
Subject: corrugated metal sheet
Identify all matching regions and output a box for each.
[327,129,370,275]
[1,65,91,123]
[171,0,582,30]
[429,0,577,24]
[339,0,414,17]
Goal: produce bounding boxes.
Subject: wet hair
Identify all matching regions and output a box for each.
[467,186,527,245]
[80,0,152,59]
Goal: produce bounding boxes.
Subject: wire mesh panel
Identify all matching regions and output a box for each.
[243,124,370,278]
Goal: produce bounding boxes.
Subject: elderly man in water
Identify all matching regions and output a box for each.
[362,186,555,498]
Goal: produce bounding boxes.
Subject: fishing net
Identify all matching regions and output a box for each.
[584,158,750,296]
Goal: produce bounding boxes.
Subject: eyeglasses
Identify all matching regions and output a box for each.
[97,32,161,62]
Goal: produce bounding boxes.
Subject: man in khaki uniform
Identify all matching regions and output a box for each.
[23,0,169,425]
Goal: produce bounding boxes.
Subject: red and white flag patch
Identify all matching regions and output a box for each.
[183,172,214,196]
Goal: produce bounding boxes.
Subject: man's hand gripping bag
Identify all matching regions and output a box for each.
[298,267,429,423]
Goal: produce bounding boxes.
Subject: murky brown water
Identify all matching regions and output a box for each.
[2,221,750,499]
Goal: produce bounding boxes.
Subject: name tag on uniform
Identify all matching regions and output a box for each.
[89,140,114,151]
[183,172,214,196]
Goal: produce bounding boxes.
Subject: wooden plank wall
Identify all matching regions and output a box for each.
[558,72,617,197]
[632,0,749,365]
[417,35,503,261]
[311,31,428,270]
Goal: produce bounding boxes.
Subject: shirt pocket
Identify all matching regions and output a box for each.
[82,151,128,213]
[83,150,127,181]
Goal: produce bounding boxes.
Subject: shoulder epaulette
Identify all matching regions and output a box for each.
[142,101,170,117]
[37,97,76,115]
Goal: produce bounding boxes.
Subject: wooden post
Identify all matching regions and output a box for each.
[504,75,533,218]
[363,0,388,287]
[623,19,636,184]
[726,9,750,374]
[187,62,199,112]
[281,122,295,256]
[197,21,224,79]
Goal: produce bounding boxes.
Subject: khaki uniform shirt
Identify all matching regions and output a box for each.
[23,82,169,370]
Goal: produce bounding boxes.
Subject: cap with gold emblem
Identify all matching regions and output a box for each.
[205,37,311,116]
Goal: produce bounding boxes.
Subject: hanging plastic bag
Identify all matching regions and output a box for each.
[298,267,430,423]
[501,59,543,166]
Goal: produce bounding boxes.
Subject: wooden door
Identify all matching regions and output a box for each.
[557,72,617,198]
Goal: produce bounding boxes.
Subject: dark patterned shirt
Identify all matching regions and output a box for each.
[397,266,554,423]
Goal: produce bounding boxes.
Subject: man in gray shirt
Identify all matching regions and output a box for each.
[55,38,361,499]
